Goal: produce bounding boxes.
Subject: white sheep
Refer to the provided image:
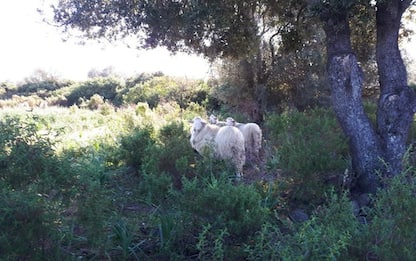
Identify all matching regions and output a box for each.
[225,117,262,164]
[190,116,245,177]
[190,116,220,156]
[208,114,227,126]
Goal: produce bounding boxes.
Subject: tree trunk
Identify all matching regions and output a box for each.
[322,11,382,193]
[321,1,416,193]
[254,47,268,123]
[375,0,416,176]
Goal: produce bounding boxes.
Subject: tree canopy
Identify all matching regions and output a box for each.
[52,1,414,59]
[53,1,316,58]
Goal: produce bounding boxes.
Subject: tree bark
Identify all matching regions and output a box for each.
[254,46,269,123]
[375,0,416,176]
[322,11,382,193]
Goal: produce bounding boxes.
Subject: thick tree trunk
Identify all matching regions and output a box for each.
[320,1,416,193]
[375,0,416,176]
[322,12,382,193]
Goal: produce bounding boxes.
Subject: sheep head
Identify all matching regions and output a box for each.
[190,116,206,135]
[225,117,236,126]
[209,114,217,124]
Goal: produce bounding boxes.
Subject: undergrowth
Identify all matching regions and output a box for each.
[0,105,415,260]
[265,108,349,206]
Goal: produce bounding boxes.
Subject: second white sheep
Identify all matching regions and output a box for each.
[225,117,262,164]
[190,116,246,177]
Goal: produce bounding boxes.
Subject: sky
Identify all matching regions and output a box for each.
[0,1,415,83]
[0,0,210,83]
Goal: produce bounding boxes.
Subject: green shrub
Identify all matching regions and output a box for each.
[139,171,173,205]
[197,224,229,261]
[122,76,174,108]
[75,181,112,248]
[142,121,196,188]
[182,101,207,119]
[244,222,292,261]
[175,175,270,238]
[290,192,361,260]
[98,100,116,115]
[265,109,349,204]
[118,125,155,169]
[0,115,74,193]
[17,79,73,95]
[154,175,269,259]
[61,149,115,252]
[365,174,416,260]
[0,189,61,260]
[154,209,198,260]
[191,151,238,180]
[153,101,182,123]
[86,93,105,109]
[109,218,149,260]
[66,77,122,106]
[122,76,211,109]
[245,192,361,260]
[135,102,151,117]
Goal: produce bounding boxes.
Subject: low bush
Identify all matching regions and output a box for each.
[122,76,210,110]
[0,114,79,259]
[0,115,77,193]
[0,189,61,260]
[18,79,73,95]
[245,191,362,260]
[142,121,197,188]
[66,77,122,106]
[265,108,349,205]
[139,171,173,205]
[289,192,362,260]
[364,173,416,260]
[244,222,292,260]
[117,125,155,169]
[168,175,270,257]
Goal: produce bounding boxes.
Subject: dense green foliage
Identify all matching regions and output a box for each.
[0,103,415,260]
[65,77,122,106]
[122,76,210,109]
[266,109,349,205]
